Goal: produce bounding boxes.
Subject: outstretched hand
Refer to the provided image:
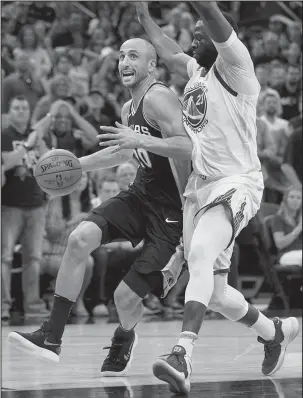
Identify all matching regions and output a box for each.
[135,1,150,24]
[98,122,141,150]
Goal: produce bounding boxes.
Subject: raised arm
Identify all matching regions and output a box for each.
[190,2,232,43]
[136,2,191,79]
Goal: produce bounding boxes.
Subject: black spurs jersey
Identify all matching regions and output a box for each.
[127,83,181,210]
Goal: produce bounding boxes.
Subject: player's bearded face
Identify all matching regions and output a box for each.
[118,51,148,89]
[192,24,218,70]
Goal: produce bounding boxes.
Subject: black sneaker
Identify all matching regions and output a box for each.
[100,331,138,376]
[8,322,61,363]
[258,317,299,376]
[152,345,192,394]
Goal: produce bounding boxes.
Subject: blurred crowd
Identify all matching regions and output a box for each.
[1,1,302,322]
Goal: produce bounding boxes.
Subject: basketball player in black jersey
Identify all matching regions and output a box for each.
[8,38,192,376]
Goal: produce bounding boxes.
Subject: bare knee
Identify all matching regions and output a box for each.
[68,221,102,255]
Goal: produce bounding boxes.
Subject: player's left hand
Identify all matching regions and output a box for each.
[98,122,141,149]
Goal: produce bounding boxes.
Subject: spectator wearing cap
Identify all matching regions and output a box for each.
[277,65,301,120]
[14,24,52,80]
[2,51,44,115]
[31,74,71,124]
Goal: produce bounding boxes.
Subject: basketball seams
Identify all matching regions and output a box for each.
[35,150,82,195]
[34,167,82,178]
[37,172,83,190]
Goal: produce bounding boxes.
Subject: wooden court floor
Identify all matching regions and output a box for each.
[1,316,302,397]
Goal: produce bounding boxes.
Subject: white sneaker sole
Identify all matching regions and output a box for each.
[153,358,190,394]
[8,332,59,363]
[266,317,300,376]
[100,333,138,377]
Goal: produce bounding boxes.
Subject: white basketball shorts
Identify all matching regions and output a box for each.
[183,171,264,273]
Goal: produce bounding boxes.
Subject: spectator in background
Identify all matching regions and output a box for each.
[14,24,52,80]
[284,43,301,67]
[1,95,49,320]
[272,188,302,267]
[116,162,137,192]
[177,11,194,52]
[269,64,286,92]
[256,117,276,186]
[287,22,302,47]
[260,90,291,202]
[162,7,182,41]
[31,74,71,124]
[85,90,111,133]
[26,1,56,25]
[41,172,94,316]
[2,51,44,114]
[91,173,120,208]
[50,11,89,49]
[278,65,301,120]
[282,93,302,186]
[53,52,73,77]
[33,99,98,156]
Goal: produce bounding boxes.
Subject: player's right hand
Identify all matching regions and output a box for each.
[135,1,150,23]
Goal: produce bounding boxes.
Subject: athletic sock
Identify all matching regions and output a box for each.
[177,331,197,358]
[238,303,275,341]
[250,312,275,341]
[47,295,74,343]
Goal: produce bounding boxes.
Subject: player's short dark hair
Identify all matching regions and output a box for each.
[9,95,29,109]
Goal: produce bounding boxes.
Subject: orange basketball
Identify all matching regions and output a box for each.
[34,149,82,196]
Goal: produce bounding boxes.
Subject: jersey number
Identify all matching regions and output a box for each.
[134,148,152,169]
[132,125,152,169]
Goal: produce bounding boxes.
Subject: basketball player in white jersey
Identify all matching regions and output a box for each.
[132,2,300,394]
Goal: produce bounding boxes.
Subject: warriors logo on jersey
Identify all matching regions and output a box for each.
[183,82,208,134]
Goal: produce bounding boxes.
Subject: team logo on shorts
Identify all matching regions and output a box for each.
[183,83,208,133]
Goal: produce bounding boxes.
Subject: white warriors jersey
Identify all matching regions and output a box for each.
[183,30,262,178]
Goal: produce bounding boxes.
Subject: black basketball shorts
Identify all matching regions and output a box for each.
[85,190,183,298]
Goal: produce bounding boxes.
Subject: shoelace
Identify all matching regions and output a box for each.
[103,342,123,363]
[258,337,277,359]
